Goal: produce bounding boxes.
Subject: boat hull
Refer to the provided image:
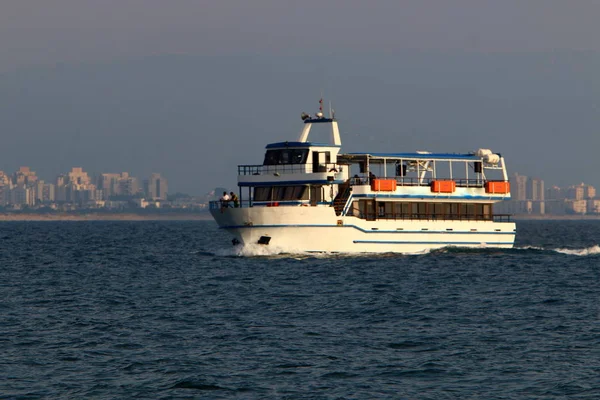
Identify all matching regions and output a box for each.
[210,206,516,254]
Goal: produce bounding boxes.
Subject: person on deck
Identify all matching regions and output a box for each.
[220,191,230,211]
[369,171,376,183]
[230,192,239,208]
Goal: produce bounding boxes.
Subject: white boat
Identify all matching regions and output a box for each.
[210,103,516,253]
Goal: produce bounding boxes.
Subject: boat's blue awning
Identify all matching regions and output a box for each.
[342,152,481,161]
[266,142,341,149]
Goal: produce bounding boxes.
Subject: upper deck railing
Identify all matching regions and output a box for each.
[237,165,500,189]
[349,176,488,188]
[238,163,345,176]
[209,200,252,210]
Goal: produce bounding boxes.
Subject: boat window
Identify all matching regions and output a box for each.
[416,203,427,219]
[378,202,385,217]
[272,186,286,199]
[394,203,403,216]
[443,203,452,216]
[483,204,492,219]
[432,203,445,217]
[350,200,498,221]
[310,185,326,205]
[365,200,376,220]
[410,203,418,217]
[263,149,309,165]
[253,186,309,201]
[350,201,361,217]
[289,186,307,200]
[281,186,306,200]
[254,187,271,201]
[467,204,476,217]
[475,204,485,219]
[448,203,459,216]
[397,203,410,216]
[263,150,279,165]
[385,202,394,217]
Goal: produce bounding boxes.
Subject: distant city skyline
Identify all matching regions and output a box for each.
[0,165,171,209]
[499,172,600,216]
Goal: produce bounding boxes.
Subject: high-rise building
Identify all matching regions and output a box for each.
[97,172,140,199]
[567,184,585,201]
[512,173,527,201]
[118,175,139,197]
[67,167,91,186]
[34,181,55,203]
[55,175,68,202]
[97,173,121,199]
[0,185,8,206]
[44,183,55,203]
[10,185,34,206]
[96,174,120,200]
[587,200,600,214]
[565,199,587,214]
[546,186,564,201]
[584,185,596,199]
[0,171,10,186]
[35,181,56,203]
[144,173,168,200]
[526,178,544,201]
[13,167,38,186]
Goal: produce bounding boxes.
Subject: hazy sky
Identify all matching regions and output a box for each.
[1,1,599,194]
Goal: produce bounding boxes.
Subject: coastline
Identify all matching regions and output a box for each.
[514,214,600,220]
[0,213,214,222]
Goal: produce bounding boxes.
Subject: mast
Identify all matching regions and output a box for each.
[297,98,341,145]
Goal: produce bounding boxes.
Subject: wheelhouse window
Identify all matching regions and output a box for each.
[263,149,309,165]
[254,186,309,201]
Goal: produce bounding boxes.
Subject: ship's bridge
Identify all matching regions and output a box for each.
[237,116,348,187]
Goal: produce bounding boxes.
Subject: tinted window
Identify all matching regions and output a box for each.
[263,149,309,165]
[253,186,309,201]
[254,187,271,201]
[263,150,280,165]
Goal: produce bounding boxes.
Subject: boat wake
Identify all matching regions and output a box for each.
[550,245,600,256]
[213,244,434,258]
[206,244,600,258]
[215,243,299,257]
[515,245,600,256]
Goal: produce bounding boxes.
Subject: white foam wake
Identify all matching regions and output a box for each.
[552,245,600,256]
[214,244,434,258]
[215,243,298,257]
[516,244,600,256]
[515,245,545,251]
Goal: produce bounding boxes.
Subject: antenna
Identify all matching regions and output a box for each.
[316,97,324,119]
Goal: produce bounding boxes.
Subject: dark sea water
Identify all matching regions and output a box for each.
[1,220,599,399]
